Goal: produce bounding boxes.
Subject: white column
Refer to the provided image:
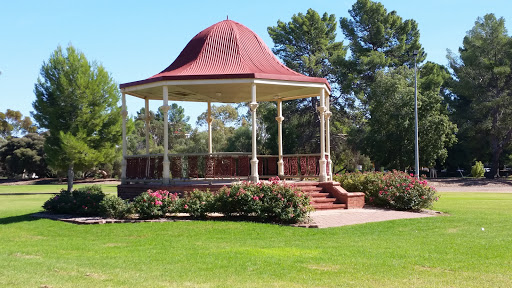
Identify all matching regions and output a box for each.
[318,89,327,182]
[249,83,259,182]
[276,100,284,177]
[324,91,332,181]
[144,98,150,155]
[207,102,213,154]
[121,93,128,184]
[162,86,170,184]
[144,98,150,178]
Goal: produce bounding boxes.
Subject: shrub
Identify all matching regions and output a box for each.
[471,161,485,178]
[99,195,133,219]
[133,189,178,219]
[333,171,438,211]
[215,177,313,223]
[182,189,214,219]
[43,185,106,216]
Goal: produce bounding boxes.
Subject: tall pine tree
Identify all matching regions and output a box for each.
[33,45,122,191]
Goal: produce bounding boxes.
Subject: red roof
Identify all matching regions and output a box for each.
[120,20,329,89]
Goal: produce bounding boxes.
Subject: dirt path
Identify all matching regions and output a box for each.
[427,178,512,192]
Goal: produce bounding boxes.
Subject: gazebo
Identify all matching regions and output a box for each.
[119,19,333,186]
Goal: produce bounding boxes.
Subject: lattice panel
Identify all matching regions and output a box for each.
[188,156,199,178]
[286,157,298,176]
[299,156,307,176]
[205,156,215,178]
[238,156,250,176]
[171,156,182,179]
[308,156,319,176]
[283,157,289,176]
[220,156,231,177]
[267,157,278,176]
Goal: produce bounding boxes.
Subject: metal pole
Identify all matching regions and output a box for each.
[414,51,420,180]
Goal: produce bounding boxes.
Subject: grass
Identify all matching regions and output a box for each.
[0,186,511,287]
[0,183,118,194]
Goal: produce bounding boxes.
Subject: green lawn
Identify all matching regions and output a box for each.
[0,187,511,287]
[0,184,118,194]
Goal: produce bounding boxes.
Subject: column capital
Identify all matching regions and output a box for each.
[317,106,326,113]
[207,117,213,123]
[160,105,170,113]
[275,116,284,123]
[121,110,128,117]
[249,102,259,112]
[325,111,332,119]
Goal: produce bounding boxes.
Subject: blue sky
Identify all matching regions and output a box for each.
[1,0,511,129]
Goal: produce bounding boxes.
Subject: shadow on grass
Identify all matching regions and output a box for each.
[0,213,41,225]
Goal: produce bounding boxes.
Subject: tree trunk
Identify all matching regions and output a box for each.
[487,138,501,179]
[67,163,74,192]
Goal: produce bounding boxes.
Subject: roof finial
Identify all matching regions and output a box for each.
[227,15,229,20]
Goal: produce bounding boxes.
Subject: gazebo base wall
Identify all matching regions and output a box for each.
[117,181,365,210]
[117,182,230,200]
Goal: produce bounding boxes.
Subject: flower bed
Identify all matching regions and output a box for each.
[333,171,438,211]
[42,178,313,224]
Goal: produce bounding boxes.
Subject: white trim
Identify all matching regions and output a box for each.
[121,78,331,94]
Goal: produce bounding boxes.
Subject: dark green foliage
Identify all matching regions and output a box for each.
[0,133,50,177]
[127,105,192,155]
[42,185,106,216]
[339,0,425,101]
[447,14,512,178]
[363,65,457,170]
[267,9,347,157]
[99,195,133,219]
[32,45,122,190]
[333,171,438,211]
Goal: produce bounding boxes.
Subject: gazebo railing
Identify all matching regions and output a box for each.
[124,153,329,181]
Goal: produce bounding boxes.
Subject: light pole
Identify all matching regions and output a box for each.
[413,50,420,180]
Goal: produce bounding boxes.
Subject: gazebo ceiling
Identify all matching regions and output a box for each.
[120,19,330,102]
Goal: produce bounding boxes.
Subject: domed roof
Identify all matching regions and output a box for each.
[152,20,309,79]
[120,19,330,102]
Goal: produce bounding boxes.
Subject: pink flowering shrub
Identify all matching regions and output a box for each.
[215,177,313,223]
[333,171,438,211]
[181,189,214,219]
[133,189,180,219]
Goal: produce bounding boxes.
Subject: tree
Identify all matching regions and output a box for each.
[0,109,37,139]
[338,0,425,109]
[197,104,239,152]
[448,14,512,178]
[127,104,192,155]
[364,65,457,170]
[0,133,50,178]
[33,45,122,191]
[268,9,349,157]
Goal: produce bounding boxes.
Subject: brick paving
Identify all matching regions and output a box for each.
[301,208,439,228]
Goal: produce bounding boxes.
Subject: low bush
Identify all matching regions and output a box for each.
[471,161,485,178]
[99,195,133,219]
[132,190,180,219]
[216,177,312,223]
[43,185,106,216]
[182,189,214,219]
[333,171,438,211]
